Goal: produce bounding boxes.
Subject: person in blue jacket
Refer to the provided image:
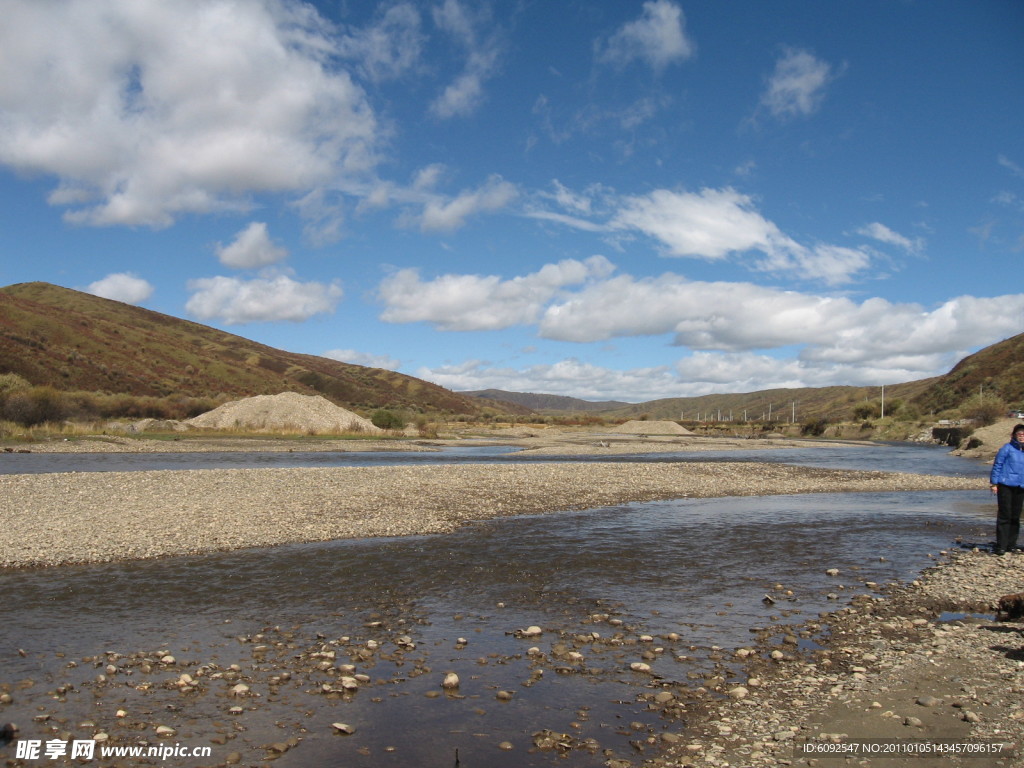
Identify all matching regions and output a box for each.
[989,423,1024,555]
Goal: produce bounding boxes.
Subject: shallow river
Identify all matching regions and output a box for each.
[0,444,996,767]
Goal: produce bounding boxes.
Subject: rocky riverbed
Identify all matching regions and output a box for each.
[1,431,1017,768]
[0,460,981,569]
[652,547,1024,768]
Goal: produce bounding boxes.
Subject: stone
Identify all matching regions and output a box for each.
[442,672,460,689]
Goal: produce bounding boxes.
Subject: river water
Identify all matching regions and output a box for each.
[0,443,996,767]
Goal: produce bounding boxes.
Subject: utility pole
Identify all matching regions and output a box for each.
[881,385,885,419]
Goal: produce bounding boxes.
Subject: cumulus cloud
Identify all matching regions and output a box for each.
[673,351,934,393]
[216,222,289,269]
[378,254,1024,389]
[85,272,154,304]
[378,255,614,330]
[596,0,694,70]
[415,349,934,402]
[538,271,1024,371]
[531,184,874,284]
[759,48,835,120]
[419,358,680,402]
[611,187,797,260]
[0,0,377,228]
[185,273,342,325]
[323,348,401,371]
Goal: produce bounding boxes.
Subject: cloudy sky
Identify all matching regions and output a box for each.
[1,0,1022,402]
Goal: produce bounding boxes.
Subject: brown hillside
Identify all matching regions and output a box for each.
[0,282,497,416]
[911,332,1024,414]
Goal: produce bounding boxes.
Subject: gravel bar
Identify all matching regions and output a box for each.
[0,462,981,568]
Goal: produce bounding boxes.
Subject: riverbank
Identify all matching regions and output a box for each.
[656,547,1024,768]
[0,461,981,569]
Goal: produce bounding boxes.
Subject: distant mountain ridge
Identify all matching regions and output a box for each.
[462,389,630,412]
[0,282,498,416]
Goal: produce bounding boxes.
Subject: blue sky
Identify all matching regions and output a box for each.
[1,0,1022,402]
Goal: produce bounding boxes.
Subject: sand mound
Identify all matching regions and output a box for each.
[611,420,693,435]
[186,392,382,435]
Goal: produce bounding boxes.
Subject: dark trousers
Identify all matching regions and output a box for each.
[996,484,1024,552]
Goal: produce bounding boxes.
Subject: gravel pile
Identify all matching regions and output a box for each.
[185,392,381,435]
[612,420,695,435]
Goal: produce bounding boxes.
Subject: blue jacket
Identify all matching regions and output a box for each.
[991,439,1024,487]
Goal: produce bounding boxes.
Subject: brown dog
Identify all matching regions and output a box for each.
[996,592,1024,621]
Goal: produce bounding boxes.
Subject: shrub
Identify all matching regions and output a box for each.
[3,386,68,426]
[800,418,829,437]
[371,408,407,430]
[961,398,1005,427]
[0,373,31,396]
[853,401,881,420]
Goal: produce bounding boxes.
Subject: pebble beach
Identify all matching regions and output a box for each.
[0,458,980,569]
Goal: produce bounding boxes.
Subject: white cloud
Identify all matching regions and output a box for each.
[384,256,1024,388]
[755,243,874,285]
[378,255,614,330]
[415,348,943,402]
[610,187,797,259]
[856,222,923,253]
[533,184,873,284]
[323,349,401,371]
[336,2,424,83]
[538,270,1024,371]
[999,154,1024,179]
[216,222,289,269]
[673,351,934,393]
[759,48,834,120]
[417,175,518,231]
[85,272,153,304]
[429,0,501,118]
[596,0,694,71]
[0,0,378,228]
[419,358,680,402]
[185,273,342,325]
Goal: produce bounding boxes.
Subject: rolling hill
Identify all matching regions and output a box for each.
[3,281,1021,425]
[0,282,502,417]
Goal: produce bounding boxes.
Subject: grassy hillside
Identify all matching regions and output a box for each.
[910,332,1024,414]
[0,282,499,417]
[595,380,938,423]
